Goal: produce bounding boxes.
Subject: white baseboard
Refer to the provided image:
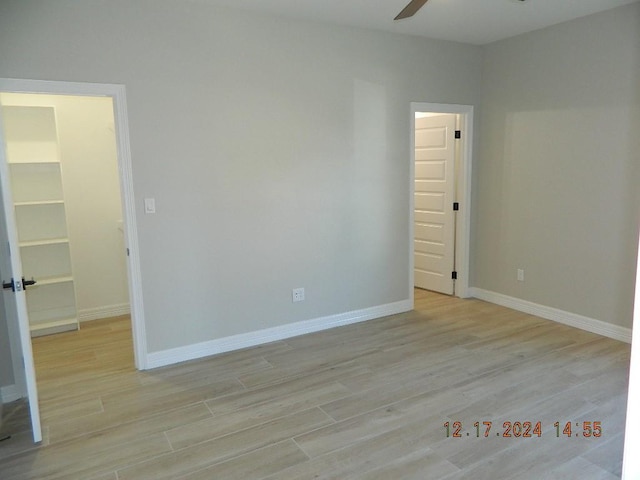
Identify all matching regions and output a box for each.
[79,303,131,323]
[0,384,22,404]
[470,288,632,344]
[146,299,412,370]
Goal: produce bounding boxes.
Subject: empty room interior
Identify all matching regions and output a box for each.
[0,0,639,479]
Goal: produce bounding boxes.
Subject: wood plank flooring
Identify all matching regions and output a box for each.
[0,289,631,479]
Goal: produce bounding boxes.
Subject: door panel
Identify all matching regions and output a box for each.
[0,102,42,443]
[414,192,444,213]
[415,239,444,256]
[414,114,456,295]
[415,162,446,180]
[414,223,444,243]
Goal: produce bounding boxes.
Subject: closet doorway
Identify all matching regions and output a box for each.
[1,93,131,336]
[410,102,474,303]
[0,79,146,442]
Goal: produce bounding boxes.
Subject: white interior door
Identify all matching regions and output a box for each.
[414,114,456,295]
[0,103,42,443]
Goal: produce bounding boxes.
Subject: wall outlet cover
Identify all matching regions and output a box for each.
[292,288,305,303]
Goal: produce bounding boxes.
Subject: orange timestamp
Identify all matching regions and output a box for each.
[444,421,603,438]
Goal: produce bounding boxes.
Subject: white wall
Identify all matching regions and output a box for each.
[0,93,129,320]
[0,0,483,353]
[474,3,640,328]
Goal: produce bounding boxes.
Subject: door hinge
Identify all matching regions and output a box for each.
[455,130,461,139]
[452,271,458,280]
[126,248,130,257]
[453,202,459,211]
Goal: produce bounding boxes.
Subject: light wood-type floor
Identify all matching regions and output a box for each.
[0,289,631,479]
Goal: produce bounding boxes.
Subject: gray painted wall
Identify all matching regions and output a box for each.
[474,3,640,327]
[0,0,483,353]
[0,0,637,375]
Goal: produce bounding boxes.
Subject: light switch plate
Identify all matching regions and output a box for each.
[144,198,156,214]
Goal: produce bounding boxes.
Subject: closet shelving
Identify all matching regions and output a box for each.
[3,105,79,336]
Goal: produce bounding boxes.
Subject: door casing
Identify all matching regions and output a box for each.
[409,102,474,305]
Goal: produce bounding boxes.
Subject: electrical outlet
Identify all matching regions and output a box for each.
[292,288,305,303]
[517,269,525,282]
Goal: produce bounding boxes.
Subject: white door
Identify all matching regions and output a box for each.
[414,114,457,295]
[0,103,42,443]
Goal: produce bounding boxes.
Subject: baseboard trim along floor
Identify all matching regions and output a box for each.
[470,288,632,344]
[146,289,632,370]
[146,299,413,369]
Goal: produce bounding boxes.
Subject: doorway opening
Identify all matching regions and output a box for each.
[1,93,131,337]
[0,78,146,369]
[0,78,146,443]
[410,103,473,306]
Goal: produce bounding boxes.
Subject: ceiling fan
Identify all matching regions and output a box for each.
[394,0,429,20]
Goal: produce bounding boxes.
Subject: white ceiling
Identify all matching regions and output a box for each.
[197,0,639,45]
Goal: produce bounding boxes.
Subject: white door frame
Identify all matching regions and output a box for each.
[409,102,474,305]
[0,78,148,369]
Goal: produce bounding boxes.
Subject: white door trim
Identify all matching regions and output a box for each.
[0,78,148,369]
[409,102,474,305]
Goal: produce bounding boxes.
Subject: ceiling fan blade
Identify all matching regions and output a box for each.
[394,0,429,20]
